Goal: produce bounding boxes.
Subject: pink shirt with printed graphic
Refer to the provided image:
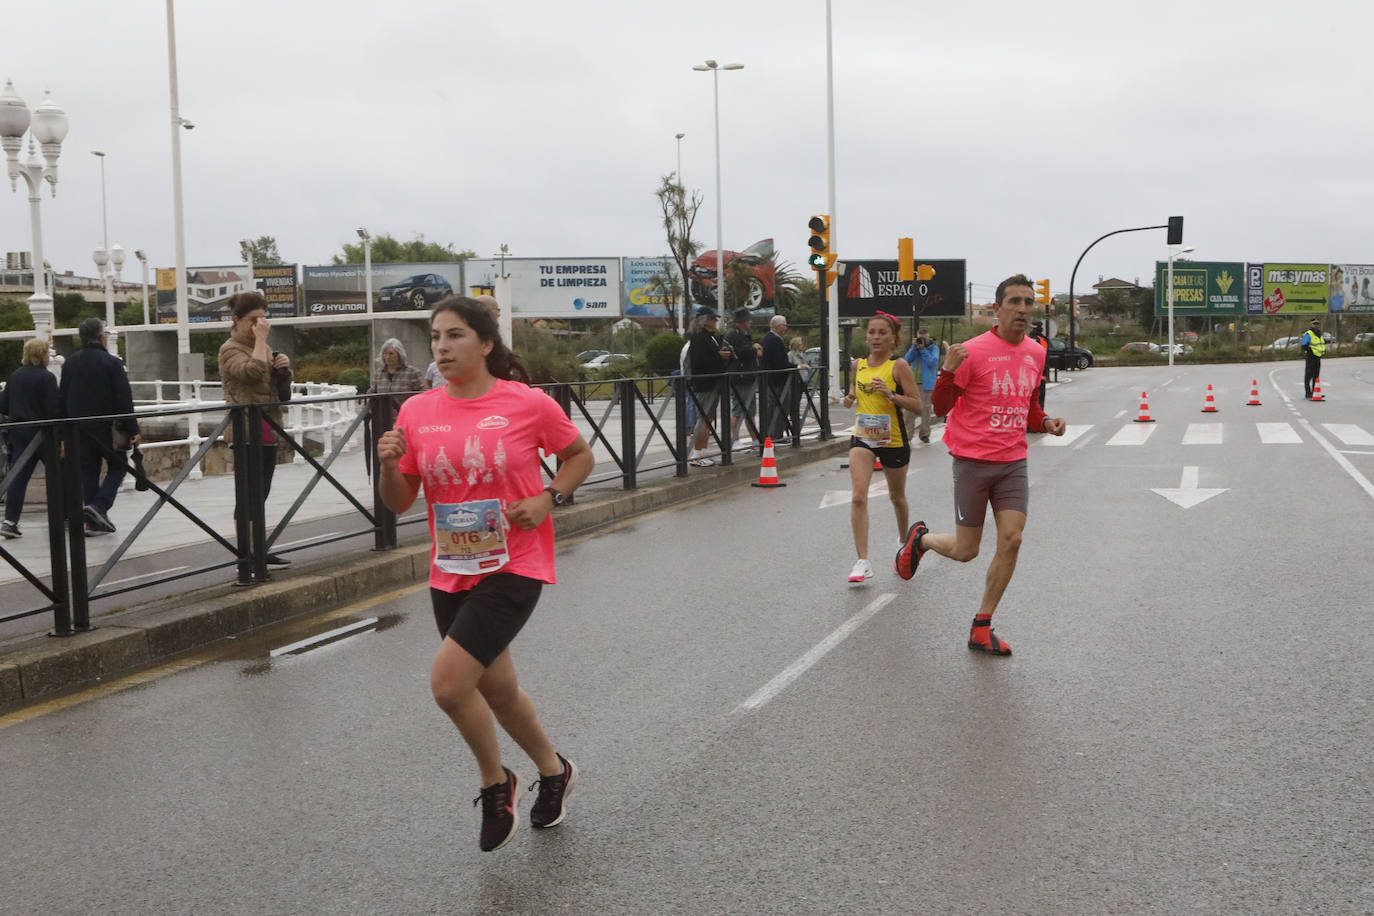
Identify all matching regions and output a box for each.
[395,380,579,592]
[941,329,1048,463]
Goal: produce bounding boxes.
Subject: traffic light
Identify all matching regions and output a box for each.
[916,263,936,282]
[1036,278,1051,306]
[1166,215,1184,246]
[897,237,914,282]
[808,215,837,287]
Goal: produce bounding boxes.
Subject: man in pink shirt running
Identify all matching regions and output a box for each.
[893,274,1067,655]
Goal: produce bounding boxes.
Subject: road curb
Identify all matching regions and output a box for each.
[0,437,850,713]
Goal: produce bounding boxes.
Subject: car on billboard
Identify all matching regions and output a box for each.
[378,273,453,310]
[688,239,775,311]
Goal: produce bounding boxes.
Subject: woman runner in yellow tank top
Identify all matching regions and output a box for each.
[840,312,922,583]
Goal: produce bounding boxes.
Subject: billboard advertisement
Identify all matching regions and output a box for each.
[1152,261,1245,316]
[836,259,967,319]
[1248,263,1329,315]
[464,257,621,319]
[155,264,266,323]
[1329,263,1374,313]
[253,264,298,318]
[623,257,676,317]
[301,262,465,316]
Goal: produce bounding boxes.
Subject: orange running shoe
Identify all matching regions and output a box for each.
[894,520,928,580]
[967,618,1012,656]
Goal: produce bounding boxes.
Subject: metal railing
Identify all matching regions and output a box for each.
[0,368,830,634]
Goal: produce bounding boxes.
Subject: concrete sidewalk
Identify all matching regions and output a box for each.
[0,434,851,712]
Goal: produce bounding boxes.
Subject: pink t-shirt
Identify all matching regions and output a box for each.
[942,329,1047,463]
[395,379,579,592]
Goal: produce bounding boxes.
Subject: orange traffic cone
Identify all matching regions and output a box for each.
[751,437,787,488]
[1200,384,1218,413]
[1245,380,1262,406]
[1311,378,1325,402]
[1133,391,1155,423]
[874,455,882,470]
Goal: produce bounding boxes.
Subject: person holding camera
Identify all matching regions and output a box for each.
[218,291,293,568]
[902,326,940,444]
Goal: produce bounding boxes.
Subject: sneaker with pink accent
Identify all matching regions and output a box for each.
[847,558,873,583]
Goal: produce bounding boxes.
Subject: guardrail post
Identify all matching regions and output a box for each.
[674,374,688,477]
[718,373,732,465]
[618,379,636,489]
[818,367,833,439]
[41,425,73,636]
[371,399,397,551]
[62,422,92,631]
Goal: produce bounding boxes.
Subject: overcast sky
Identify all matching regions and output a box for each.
[4,0,1369,303]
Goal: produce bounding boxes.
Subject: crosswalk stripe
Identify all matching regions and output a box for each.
[1257,422,1302,444]
[1182,423,1224,445]
[1324,423,1374,446]
[1041,424,1093,447]
[1107,424,1157,446]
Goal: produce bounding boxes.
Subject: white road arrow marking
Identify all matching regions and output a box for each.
[1151,465,1228,509]
[819,479,888,509]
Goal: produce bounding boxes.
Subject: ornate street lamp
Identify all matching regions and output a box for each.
[0,80,69,340]
[93,242,127,357]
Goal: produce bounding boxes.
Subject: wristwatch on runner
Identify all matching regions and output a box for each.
[544,486,571,507]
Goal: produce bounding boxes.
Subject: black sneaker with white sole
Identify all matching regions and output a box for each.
[529,753,578,828]
[474,767,519,852]
[264,554,291,568]
[0,520,20,539]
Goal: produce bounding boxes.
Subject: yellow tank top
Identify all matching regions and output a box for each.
[854,357,906,448]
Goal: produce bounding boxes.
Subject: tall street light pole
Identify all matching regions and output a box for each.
[135,249,150,325]
[166,0,194,367]
[674,131,686,333]
[1067,216,1183,358]
[0,81,68,342]
[91,150,122,355]
[693,60,743,316]
[824,0,840,401]
[1165,245,1195,368]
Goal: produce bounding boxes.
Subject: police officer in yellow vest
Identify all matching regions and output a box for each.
[1301,318,1325,399]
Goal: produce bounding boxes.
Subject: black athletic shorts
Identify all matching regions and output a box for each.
[431,572,543,667]
[849,438,911,469]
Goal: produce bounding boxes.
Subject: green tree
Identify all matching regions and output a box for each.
[239,236,283,265]
[655,173,703,325]
[333,233,476,265]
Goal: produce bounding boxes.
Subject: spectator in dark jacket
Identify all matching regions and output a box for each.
[1,338,60,539]
[723,307,761,450]
[59,318,139,536]
[759,314,792,441]
[686,307,732,467]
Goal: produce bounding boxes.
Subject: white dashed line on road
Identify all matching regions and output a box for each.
[736,593,896,713]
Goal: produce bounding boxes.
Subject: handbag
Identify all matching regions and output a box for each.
[112,424,133,451]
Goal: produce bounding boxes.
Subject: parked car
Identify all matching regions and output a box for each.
[575,349,609,363]
[1157,343,1193,355]
[1354,332,1374,345]
[1045,337,1094,370]
[581,353,632,371]
[1119,341,1160,354]
[378,273,453,310]
[1264,333,1335,351]
[688,238,776,311]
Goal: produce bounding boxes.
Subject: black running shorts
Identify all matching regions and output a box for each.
[431,573,543,667]
[849,438,911,469]
[951,457,1028,527]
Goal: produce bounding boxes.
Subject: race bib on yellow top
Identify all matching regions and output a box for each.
[855,413,892,448]
[433,499,509,575]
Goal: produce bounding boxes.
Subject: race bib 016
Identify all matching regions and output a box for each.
[433,499,509,575]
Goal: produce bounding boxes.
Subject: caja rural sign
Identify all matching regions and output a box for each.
[1152,261,1245,316]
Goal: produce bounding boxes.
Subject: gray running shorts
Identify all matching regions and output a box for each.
[951,457,1028,527]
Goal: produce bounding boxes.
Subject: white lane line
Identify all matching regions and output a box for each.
[736,593,896,713]
[272,533,340,549]
[270,617,378,657]
[1257,422,1301,444]
[1106,424,1157,446]
[104,566,190,589]
[1182,423,1223,445]
[1324,424,1374,446]
[1041,424,1092,447]
[1296,419,1374,503]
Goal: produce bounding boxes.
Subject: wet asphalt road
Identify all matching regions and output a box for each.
[3,359,1373,915]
